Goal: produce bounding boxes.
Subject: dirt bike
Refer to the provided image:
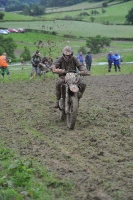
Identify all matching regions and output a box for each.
[53,67,90,129]
[58,71,80,129]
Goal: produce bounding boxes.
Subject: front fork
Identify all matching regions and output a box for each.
[65,84,70,114]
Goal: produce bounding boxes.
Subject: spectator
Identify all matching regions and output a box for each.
[30,50,41,80]
[77,51,84,64]
[113,53,121,72]
[85,52,92,71]
[107,51,114,72]
[0,53,10,78]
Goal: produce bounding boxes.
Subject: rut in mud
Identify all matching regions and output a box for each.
[0,74,133,200]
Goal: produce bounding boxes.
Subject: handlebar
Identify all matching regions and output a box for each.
[53,68,90,76]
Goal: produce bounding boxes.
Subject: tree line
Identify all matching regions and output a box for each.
[1,0,79,9]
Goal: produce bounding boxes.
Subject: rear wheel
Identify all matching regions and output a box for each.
[66,96,79,130]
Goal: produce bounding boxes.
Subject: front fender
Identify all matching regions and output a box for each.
[69,84,79,93]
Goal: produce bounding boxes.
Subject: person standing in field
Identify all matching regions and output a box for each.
[30,50,41,80]
[85,52,92,71]
[107,51,114,72]
[77,51,84,64]
[113,53,121,72]
[0,53,10,78]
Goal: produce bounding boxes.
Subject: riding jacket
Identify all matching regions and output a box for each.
[51,55,86,77]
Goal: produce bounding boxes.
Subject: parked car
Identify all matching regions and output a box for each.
[0,29,8,34]
[17,28,25,33]
[8,28,18,33]
[5,29,10,33]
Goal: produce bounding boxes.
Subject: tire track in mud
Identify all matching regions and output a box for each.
[0,75,133,200]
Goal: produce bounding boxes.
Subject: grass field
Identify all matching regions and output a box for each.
[4,31,87,59]
[1,20,133,39]
[1,62,132,83]
[3,12,35,21]
[1,30,133,61]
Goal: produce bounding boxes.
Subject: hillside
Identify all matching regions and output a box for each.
[45,0,121,13]
[44,0,133,24]
[0,0,130,11]
[2,0,132,25]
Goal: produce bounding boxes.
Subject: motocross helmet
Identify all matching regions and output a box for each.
[62,46,73,56]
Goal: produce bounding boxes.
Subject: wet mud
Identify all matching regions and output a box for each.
[0,74,133,200]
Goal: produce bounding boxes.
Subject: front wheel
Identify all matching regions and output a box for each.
[59,98,66,121]
[66,96,79,130]
[60,110,66,121]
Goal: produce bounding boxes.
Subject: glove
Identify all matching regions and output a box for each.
[79,71,91,76]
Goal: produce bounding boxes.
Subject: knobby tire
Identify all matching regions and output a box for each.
[66,96,78,130]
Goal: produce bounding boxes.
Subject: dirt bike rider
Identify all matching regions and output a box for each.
[50,46,90,108]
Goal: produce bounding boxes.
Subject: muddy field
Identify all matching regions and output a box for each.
[0,74,133,200]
